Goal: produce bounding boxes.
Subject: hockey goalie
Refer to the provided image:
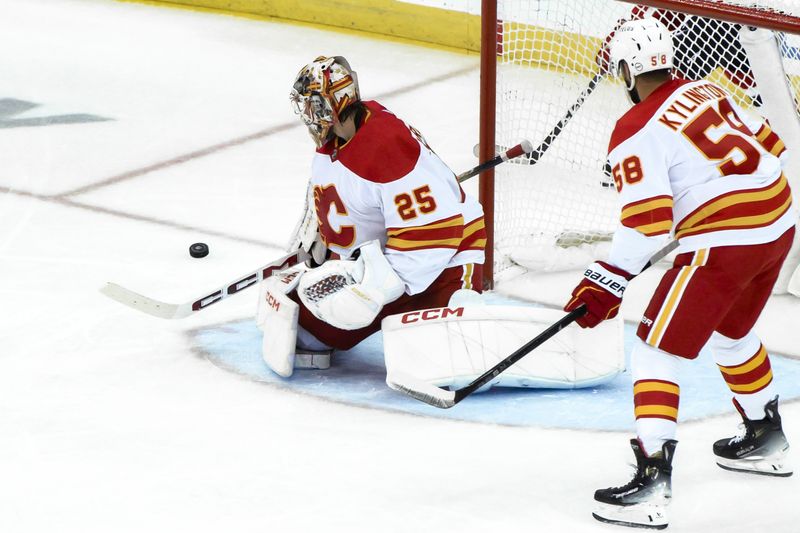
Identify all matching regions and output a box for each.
[255,55,486,377]
[255,55,623,390]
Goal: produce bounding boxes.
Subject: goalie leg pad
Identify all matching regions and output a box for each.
[256,266,306,378]
[382,305,624,391]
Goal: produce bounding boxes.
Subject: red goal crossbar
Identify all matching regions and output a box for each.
[619,0,800,34]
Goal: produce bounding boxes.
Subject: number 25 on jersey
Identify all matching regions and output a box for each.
[395,185,437,221]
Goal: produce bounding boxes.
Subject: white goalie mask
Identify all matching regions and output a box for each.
[608,18,674,101]
[290,56,360,148]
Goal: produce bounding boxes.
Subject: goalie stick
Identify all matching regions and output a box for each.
[101,249,309,319]
[387,239,680,409]
[100,146,534,320]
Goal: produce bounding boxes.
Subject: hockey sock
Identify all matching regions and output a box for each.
[710,331,775,420]
[630,340,681,456]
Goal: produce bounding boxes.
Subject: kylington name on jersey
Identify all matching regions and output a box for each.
[657,82,729,130]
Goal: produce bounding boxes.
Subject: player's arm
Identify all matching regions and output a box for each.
[727,96,787,164]
[565,131,674,328]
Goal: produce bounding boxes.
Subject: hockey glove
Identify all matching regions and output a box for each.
[297,240,405,330]
[564,261,632,328]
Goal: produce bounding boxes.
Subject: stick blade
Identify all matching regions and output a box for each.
[100,282,189,319]
[386,372,457,409]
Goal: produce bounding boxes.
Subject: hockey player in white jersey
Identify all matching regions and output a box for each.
[563,19,794,529]
[256,56,485,377]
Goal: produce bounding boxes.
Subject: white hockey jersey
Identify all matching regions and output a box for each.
[606,78,794,274]
[309,100,485,295]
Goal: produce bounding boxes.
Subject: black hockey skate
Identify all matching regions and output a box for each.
[714,396,792,477]
[592,439,677,530]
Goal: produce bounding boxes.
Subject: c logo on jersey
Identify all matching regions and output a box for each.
[313,184,356,248]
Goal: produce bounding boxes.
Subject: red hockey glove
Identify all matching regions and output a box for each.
[564,261,633,328]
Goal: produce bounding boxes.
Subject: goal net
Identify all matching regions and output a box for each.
[482,0,800,284]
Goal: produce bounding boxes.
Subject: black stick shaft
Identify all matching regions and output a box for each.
[453,306,587,402]
[527,72,604,166]
[456,70,605,184]
[448,239,678,406]
[457,141,530,182]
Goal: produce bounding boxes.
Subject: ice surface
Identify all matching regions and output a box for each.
[1,1,798,532]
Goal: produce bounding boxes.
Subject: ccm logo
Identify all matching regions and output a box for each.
[266,292,281,312]
[401,307,464,324]
[280,271,300,285]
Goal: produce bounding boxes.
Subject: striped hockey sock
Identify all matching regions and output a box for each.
[711,331,775,420]
[631,341,681,456]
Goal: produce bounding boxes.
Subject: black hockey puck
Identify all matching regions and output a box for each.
[189,242,209,258]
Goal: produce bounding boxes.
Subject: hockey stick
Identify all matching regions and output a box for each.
[387,239,679,408]
[473,71,606,167]
[457,139,534,182]
[100,249,309,319]
[99,147,532,320]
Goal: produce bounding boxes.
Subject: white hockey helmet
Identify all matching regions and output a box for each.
[290,56,360,147]
[608,18,673,91]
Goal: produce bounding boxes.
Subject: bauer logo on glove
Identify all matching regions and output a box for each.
[565,261,633,328]
[585,266,628,297]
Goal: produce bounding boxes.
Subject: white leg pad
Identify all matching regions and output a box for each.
[382,305,624,391]
[256,269,304,378]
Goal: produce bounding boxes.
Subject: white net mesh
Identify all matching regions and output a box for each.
[493,0,800,274]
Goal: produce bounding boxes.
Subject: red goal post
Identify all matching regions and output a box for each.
[479,0,800,289]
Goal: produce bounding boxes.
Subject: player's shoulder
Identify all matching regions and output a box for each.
[608,78,695,154]
[336,100,421,184]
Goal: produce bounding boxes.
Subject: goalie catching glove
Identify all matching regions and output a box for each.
[298,240,405,330]
[565,261,633,328]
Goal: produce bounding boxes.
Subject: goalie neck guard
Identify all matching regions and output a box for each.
[290,56,361,148]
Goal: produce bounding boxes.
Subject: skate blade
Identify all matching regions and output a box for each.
[716,453,793,477]
[294,350,332,370]
[593,502,668,530]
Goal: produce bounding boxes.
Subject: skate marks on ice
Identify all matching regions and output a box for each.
[189,319,800,430]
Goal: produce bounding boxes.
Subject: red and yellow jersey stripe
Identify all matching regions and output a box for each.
[621,195,674,237]
[674,174,792,240]
[755,123,786,158]
[385,214,486,253]
[458,217,486,252]
[386,214,464,251]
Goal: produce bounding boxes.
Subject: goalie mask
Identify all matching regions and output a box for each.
[608,18,673,104]
[290,56,360,148]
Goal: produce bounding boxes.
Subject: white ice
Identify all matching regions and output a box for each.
[1,1,798,532]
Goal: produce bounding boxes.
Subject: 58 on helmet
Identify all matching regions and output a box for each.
[290,56,360,147]
[609,18,674,104]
